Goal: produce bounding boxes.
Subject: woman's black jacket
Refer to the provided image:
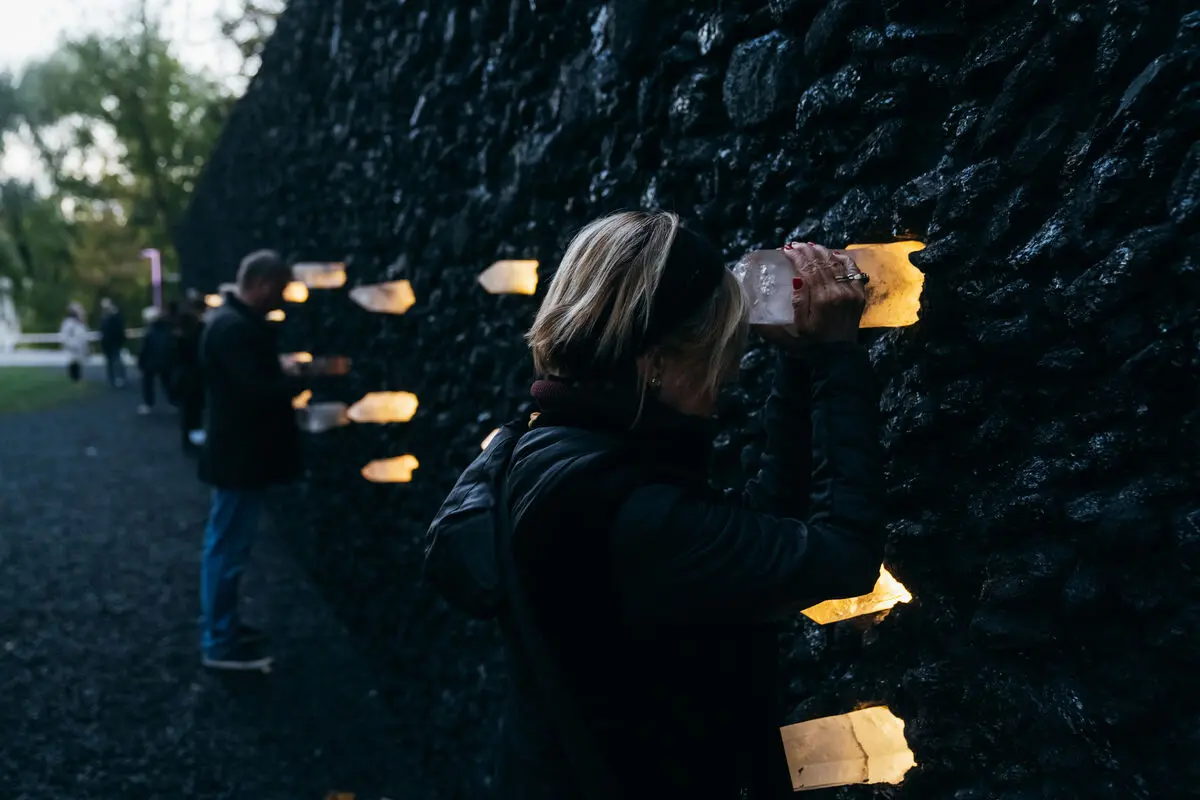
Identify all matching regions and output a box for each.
[490,342,886,799]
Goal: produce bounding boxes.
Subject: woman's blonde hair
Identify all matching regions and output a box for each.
[527,211,748,396]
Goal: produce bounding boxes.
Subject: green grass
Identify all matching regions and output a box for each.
[0,367,96,414]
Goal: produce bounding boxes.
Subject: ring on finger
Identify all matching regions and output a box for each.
[834,272,870,285]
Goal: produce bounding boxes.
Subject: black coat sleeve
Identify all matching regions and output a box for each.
[611,342,887,624]
[205,319,302,406]
[742,352,814,518]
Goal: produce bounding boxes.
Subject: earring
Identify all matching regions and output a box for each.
[648,375,663,390]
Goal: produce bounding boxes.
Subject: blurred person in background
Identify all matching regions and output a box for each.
[98,298,127,388]
[430,211,885,798]
[137,307,174,415]
[58,303,90,383]
[197,249,308,672]
[174,295,207,456]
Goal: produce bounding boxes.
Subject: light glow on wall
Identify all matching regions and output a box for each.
[347,392,419,424]
[481,428,500,450]
[362,454,420,483]
[204,294,223,308]
[267,309,286,322]
[844,241,926,329]
[282,281,309,304]
[293,262,348,289]
[292,389,313,409]
[478,260,538,295]
[780,706,916,791]
[349,280,416,315]
[801,567,912,625]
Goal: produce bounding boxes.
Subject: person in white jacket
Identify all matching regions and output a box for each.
[59,303,91,382]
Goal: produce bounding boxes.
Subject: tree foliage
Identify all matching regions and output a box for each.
[218,0,285,81]
[0,3,236,331]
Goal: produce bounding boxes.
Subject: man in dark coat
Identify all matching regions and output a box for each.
[197,249,300,671]
[137,307,174,414]
[98,298,127,388]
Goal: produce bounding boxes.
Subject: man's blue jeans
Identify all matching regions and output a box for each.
[201,489,263,657]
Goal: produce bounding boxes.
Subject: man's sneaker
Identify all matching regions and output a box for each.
[202,641,273,672]
[237,624,268,645]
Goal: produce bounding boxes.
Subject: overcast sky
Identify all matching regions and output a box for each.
[0,0,251,181]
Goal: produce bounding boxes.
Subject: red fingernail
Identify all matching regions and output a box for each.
[793,277,803,289]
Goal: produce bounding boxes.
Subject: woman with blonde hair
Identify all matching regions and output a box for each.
[429,210,886,798]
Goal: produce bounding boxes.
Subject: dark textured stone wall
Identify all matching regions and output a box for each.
[176,1,1200,797]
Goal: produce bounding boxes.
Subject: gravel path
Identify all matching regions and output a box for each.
[0,367,432,800]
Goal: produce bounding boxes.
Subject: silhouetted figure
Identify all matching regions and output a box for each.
[197,249,300,672]
[428,213,885,799]
[98,298,127,388]
[174,298,207,456]
[58,303,89,383]
[137,307,174,414]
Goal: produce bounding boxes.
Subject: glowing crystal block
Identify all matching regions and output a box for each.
[293,262,347,289]
[845,241,926,329]
[266,309,286,322]
[780,706,916,791]
[282,281,309,304]
[297,402,349,433]
[801,567,912,625]
[481,428,500,450]
[280,353,351,376]
[479,260,538,295]
[349,280,416,315]
[292,389,312,409]
[204,294,223,308]
[281,352,313,368]
[347,391,419,424]
[362,454,419,483]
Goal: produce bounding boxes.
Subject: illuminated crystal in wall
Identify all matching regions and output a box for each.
[479,260,538,295]
[281,352,314,369]
[279,353,352,376]
[844,242,926,329]
[779,707,916,791]
[481,428,500,450]
[292,262,347,289]
[801,567,912,625]
[266,309,286,322]
[297,401,350,433]
[282,281,309,304]
[204,294,223,308]
[362,454,420,483]
[349,280,416,315]
[292,389,313,409]
[346,392,419,424]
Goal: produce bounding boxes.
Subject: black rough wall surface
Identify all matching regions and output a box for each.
[176,1,1200,797]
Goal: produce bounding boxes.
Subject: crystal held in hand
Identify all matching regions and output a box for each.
[732,250,796,326]
[732,242,926,329]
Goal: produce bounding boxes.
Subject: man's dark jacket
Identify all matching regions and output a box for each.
[198,294,301,490]
[138,319,174,374]
[457,343,887,799]
[99,310,126,351]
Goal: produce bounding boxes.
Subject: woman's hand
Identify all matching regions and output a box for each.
[754,243,866,353]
